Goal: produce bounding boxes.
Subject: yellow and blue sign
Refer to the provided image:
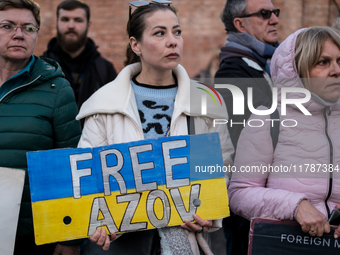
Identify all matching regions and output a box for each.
[27,133,229,245]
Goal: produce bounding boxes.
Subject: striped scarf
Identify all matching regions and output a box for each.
[225,32,279,75]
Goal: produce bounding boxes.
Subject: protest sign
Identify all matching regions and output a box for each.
[0,167,25,255]
[27,133,229,245]
[249,218,340,255]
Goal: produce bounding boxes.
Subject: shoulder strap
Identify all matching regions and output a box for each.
[187,116,195,135]
[270,109,280,151]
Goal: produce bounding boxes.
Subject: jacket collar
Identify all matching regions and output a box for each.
[76,63,191,120]
[77,62,228,121]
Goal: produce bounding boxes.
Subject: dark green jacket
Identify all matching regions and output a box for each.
[0,56,81,237]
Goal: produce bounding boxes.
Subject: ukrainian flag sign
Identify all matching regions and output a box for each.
[27,133,229,245]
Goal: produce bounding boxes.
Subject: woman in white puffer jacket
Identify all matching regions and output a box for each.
[77,2,233,255]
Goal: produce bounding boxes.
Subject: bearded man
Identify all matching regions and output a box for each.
[43,0,117,114]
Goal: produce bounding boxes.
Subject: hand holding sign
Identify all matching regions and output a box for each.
[27,133,229,245]
[181,214,213,233]
[91,213,212,251]
[90,228,116,251]
[295,200,330,237]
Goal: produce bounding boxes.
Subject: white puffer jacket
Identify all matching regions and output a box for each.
[77,63,234,254]
[77,63,233,170]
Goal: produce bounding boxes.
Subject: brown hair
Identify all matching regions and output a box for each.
[332,17,340,31]
[124,3,177,66]
[0,0,41,26]
[57,0,90,22]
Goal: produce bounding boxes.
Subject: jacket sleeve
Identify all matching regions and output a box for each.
[191,118,232,232]
[52,78,81,149]
[78,114,108,148]
[228,110,308,221]
[51,78,84,246]
[206,117,234,180]
[194,114,234,232]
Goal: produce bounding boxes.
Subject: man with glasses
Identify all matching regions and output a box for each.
[43,0,117,125]
[215,0,279,254]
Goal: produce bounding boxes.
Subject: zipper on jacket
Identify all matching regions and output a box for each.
[170,111,195,136]
[120,112,145,139]
[0,75,42,103]
[323,107,333,218]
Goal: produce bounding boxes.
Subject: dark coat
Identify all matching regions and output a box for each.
[215,48,274,255]
[42,38,117,110]
[0,57,81,237]
[215,56,273,149]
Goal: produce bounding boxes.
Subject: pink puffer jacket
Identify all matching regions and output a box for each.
[228,28,340,221]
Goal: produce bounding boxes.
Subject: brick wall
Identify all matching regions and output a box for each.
[33,0,340,77]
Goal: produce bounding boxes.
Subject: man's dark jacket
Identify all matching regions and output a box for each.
[42,38,117,110]
[0,57,81,238]
[215,46,273,149]
[215,46,274,255]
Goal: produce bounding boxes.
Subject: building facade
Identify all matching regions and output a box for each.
[33,0,340,77]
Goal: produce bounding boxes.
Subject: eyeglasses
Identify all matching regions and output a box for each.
[0,23,39,35]
[238,9,280,19]
[129,0,172,20]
